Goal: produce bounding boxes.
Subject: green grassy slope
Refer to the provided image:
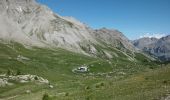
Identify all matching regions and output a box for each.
[0,41,169,100]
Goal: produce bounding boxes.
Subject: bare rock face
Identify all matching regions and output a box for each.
[93,28,135,52]
[133,35,170,61]
[133,37,158,49]
[0,0,95,52]
[0,74,49,87]
[0,0,136,56]
[0,78,9,87]
[0,0,44,45]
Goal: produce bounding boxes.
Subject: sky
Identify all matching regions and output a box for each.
[37,0,170,40]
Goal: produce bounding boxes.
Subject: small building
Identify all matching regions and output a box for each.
[78,66,88,72]
[74,66,89,73]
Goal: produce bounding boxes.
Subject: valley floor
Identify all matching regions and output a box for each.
[0,42,170,100]
[1,64,170,100]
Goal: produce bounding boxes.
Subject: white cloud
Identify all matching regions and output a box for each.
[140,33,166,39]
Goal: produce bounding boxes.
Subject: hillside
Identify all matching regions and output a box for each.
[0,41,167,100]
[0,41,170,100]
[0,0,137,57]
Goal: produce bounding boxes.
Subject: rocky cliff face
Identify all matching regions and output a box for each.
[93,28,135,52]
[0,0,136,57]
[133,35,170,61]
[133,37,158,49]
[0,0,96,52]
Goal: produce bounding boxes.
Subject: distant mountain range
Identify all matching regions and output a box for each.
[133,35,170,61]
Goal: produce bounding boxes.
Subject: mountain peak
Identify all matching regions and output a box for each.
[0,0,136,56]
[0,0,35,4]
[0,0,38,14]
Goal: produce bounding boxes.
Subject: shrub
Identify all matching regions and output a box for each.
[42,93,50,100]
[100,82,105,86]
[95,82,104,88]
[145,77,149,80]
[34,76,38,80]
[149,66,154,69]
[16,70,21,75]
[7,69,12,76]
[163,80,168,84]
[85,86,90,90]
[65,92,69,96]
[95,84,100,88]
[86,96,90,100]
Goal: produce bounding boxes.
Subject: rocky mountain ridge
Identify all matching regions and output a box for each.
[0,0,137,59]
[133,35,170,61]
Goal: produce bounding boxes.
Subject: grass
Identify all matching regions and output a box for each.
[0,41,169,100]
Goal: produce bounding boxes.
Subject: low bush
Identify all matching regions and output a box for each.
[42,93,50,100]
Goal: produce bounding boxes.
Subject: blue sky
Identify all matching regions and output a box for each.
[37,0,170,40]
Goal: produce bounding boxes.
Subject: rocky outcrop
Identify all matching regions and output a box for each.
[93,28,135,52]
[133,37,158,50]
[8,74,49,83]
[0,78,10,87]
[0,74,49,87]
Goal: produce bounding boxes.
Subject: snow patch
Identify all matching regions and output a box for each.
[140,33,166,39]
